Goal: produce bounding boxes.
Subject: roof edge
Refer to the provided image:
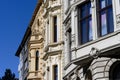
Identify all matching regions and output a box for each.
[15,0,43,57]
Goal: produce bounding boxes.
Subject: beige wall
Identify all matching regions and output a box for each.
[27,3,45,80]
[43,0,64,80]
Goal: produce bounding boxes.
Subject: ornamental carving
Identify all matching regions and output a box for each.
[32,25,40,35]
[117,14,120,26]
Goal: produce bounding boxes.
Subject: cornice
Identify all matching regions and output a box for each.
[43,50,62,61]
[29,38,44,44]
[43,3,61,18]
[44,41,64,52]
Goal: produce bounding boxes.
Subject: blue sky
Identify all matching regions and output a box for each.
[0,0,37,78]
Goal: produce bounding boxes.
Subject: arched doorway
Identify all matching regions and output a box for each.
[109,61,120,80]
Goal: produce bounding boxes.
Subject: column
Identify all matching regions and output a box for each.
[91,0,98,39]
[57,14,60,42]
[58,54,61,80]
[66,31,71,64]
[71,8,75,48]
[114,0,120,31]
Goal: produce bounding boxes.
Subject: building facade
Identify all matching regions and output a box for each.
[43,0,64,80]
[27,1,44,80]
[63,0,120,80]
[16,27,31,80]
[16,0,120,80]
[16,0,45,80]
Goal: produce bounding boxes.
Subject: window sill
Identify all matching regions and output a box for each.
[76,30,120,50]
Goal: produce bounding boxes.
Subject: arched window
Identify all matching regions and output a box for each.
[35,51,39,71]
[109,61,120,80]
[85,70,92,80]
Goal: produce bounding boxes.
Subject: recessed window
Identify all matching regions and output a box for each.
[53,16,57,42]
[97,0,114,36]
[53,65,58,80]
[35,51,39,71]
[37,19,40,26]
[78,1,93,44]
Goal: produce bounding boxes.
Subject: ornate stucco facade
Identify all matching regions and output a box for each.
[16,0,45,80]
[63,0,120,80]
[16,0,120,80]
[16,27,31,80]
[43,0,64,80]
[28,1,45,80]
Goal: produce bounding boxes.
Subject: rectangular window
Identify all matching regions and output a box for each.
[97,0,114,36]
[53,16,57,42]
[35,51,39,71]
[78,1,93,44]
[53,65,58,80]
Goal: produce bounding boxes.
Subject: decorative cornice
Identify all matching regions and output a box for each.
[43,50,62,61]
[44,41,64,52]
[29,38,44,44]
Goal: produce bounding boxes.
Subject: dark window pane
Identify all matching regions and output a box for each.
[108,8,114,33]
[107,0,112,5]
[54,65,58,80]
[81,20,88,43]
[98,0,114,37]
[100,11,107,36]
[53,16,57,42]
[35,51,39,71]
[78,1,93,44]
[81,5,86,18]
[88,17,93,41]
[88,3,92,15]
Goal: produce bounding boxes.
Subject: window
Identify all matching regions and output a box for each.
[97,0,114,36]
[78,1,93,44]
[37,19,40,26]
[53,16,57,42]
[35,51,39,71]
[53,65,58,80]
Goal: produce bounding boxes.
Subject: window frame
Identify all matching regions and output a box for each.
[53,16,57,43]
[53,65,58,80]
[35,51,39,71]
[96,0,114,37]
[77,0,93,45]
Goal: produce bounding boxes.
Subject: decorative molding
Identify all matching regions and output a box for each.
[44,41,64,52]
[116,14,120,27]
[43,50,62,60]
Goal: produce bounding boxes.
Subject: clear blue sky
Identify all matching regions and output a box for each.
[0,0,37,78]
